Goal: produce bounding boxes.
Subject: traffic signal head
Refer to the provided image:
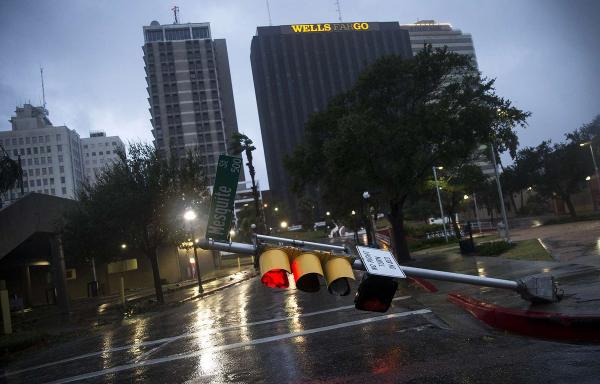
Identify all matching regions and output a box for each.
[354,274,398,312]
[323,255,355,296]
[291,252,324,292]
[259,248,291,288]
[258,247,355,295]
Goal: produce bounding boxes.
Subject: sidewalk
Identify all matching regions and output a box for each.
[4,265,258,337]
[406,245,600,342]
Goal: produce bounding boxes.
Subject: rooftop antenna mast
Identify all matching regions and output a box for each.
[172,6,180,24]
[335,0,343,22]
[265,0,273,26]
[40,67,47,110]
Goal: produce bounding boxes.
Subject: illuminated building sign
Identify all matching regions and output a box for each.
[289,22,371,33]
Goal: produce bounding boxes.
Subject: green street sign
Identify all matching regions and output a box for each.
[206,154,242,241]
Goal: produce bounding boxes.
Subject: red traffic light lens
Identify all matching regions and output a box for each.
[261,269,290,289]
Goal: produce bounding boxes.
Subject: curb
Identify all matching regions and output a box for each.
[448,292,600,343]
[179,272,259,303]
[408,277,439,293]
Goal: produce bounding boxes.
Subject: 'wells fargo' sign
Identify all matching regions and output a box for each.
[290,22,370,33]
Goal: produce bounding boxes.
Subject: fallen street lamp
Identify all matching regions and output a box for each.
[183,209,203,293]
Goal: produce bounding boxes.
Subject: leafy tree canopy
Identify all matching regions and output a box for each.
[286,46,529,260]
[63,143,209,302]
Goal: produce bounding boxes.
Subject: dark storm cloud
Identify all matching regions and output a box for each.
[1,0,599,186]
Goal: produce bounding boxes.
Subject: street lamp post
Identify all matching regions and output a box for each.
[362,191,376,246]
[432,166,449,242]
[580,142,600,210]
[464,194,483,234]
[184,209,203,293]
[490,143,511,243]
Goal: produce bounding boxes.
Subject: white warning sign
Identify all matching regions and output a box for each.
[356,246,406,279]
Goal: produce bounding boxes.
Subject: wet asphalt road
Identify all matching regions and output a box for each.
[3,274,600,384]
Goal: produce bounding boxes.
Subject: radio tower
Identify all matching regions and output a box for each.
[40,67,47,112]
[172,6,180,24]
[265,0,273,26]
[335,0,343,22]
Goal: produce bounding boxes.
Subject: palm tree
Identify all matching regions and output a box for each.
[229,133,263,232]
[0,145,23,204]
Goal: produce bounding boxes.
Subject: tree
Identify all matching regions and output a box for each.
[229,133,263,232]
[286,46,528,261]
[515,141,591,217]
[64,144,208,303]
[566,115,600,144]
[0,145,23,204]
[437,164,486,238]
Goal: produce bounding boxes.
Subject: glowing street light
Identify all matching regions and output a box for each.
[463,194,470,200]
[183,209,197,221]
[121,243,127,250]
[274,207,279,212]
[586,176,592,181]
[326,211,331,216]
[280,220,288,229]
[229,229,236,237]
[263,203,268,208]
[351,210,356,215]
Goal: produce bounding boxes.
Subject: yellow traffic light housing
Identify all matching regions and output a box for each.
[323,255,355,296]
[291,252,324,292]
[259,248,291,288]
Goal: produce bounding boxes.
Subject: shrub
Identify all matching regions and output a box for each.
[476,241,513,256]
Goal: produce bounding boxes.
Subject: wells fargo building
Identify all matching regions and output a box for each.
[250,22,412,218]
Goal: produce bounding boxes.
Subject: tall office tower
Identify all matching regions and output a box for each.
[142,20,241,185]
[400,20,477,65]
[401,20,494,177]
[251,22,413,217]
[0,104,84,204]
[81,132,125,186]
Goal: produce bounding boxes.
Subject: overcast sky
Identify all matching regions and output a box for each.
[1,0,599,189]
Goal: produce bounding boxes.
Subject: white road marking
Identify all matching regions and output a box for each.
[2,296,412,378]
[45,308,432,384]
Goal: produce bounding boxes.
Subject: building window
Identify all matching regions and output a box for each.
[34,158,39,165]
[57,144,62,152]
[49,167,53,175]
[31,137,37,144]
[48,157,52,164]
[62,187,67,195]
[36,179,41,186]
[61,176,66,184]
[25,137,30,144]
[56,134,61,142]
[60,166,64,173]
[58,155,63,163]
[47,146,51,153]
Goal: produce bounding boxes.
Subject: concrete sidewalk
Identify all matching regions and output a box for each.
[405,246,600,342]
[6,265,258,335]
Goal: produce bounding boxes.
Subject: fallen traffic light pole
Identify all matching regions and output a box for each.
[199,234,561,312]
